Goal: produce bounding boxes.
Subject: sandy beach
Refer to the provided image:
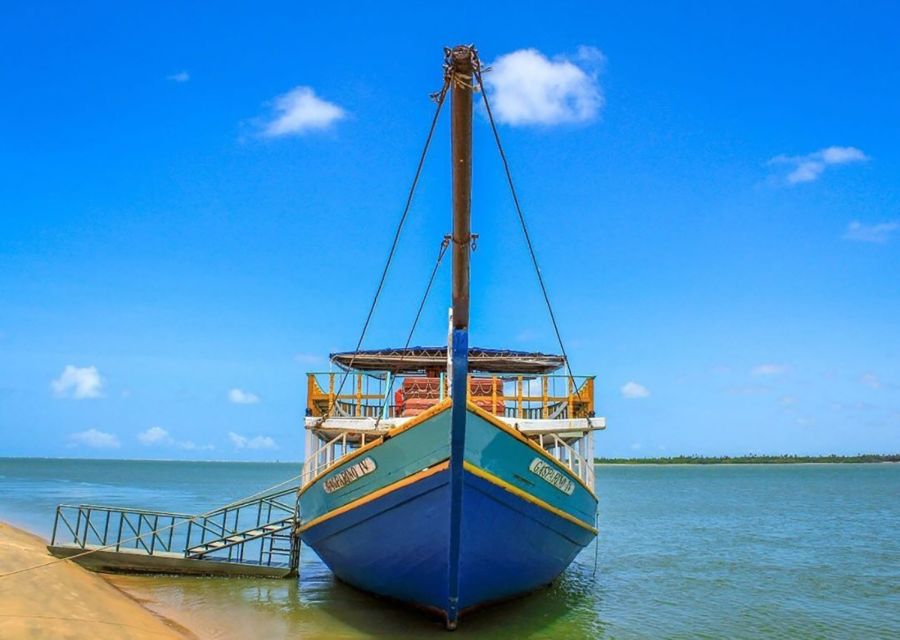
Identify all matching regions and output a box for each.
[0,522,191,640]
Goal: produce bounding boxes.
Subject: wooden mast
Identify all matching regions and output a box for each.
[450,46,473,331]
[445,43,475,631]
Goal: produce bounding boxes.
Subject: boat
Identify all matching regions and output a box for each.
[296,45,606,629]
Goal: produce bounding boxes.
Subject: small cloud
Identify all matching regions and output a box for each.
[484,47,605,126]
[167,71,190,83]
[70,428,120,449]
[51,365,104,399]
[259,86,346,137]
[228,432,277,450]
[843,220,900,244]
[751,363,788,376]
[138,426,213,451]
[228,388,260,404]
[138,426,170,445]
[769,146,867,184]
[630,442,642,451]
[779,395,798,407]
[294,352,324,365]
[620,381,650,399]
[860,373,881,389]
[795,416,816,427]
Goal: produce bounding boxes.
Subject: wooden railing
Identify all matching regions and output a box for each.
[306,372,594,419]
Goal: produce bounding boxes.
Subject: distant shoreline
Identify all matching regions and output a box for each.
[594,454,899,465]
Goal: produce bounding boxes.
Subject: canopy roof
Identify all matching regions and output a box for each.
[329,346,566,375]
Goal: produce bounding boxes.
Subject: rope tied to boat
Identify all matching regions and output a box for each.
[472,61,579,393]
[443,45,482,91]
[373,234,452,427]
[325,74,451,420]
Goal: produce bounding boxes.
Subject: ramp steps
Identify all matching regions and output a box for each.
[187,518,294,558]
[48,481,302,578]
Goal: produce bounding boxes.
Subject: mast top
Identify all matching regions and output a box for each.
[448,45,477,332]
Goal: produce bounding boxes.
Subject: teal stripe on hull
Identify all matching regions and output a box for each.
[464,411,597,528]
[300,408,451,524]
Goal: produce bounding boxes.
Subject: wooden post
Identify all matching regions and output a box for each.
[328,373,335,415]
[491,376,498,415]
[541,376,549,419]
[517,376,523,418]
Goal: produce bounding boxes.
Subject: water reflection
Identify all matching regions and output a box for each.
[112,544,606,640]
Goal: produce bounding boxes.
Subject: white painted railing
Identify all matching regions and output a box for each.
[301,432,374,488]
[536,432,595,490]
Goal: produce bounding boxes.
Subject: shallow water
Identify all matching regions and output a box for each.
[1,458,898,639]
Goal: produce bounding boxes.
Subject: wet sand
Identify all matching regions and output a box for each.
[0,522,192,639]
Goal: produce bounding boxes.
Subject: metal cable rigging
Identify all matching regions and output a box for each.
[326,76,450,418]
[473,61,579,391]
[374,235,451,425]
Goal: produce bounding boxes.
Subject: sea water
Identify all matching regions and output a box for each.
[0,458,897,639]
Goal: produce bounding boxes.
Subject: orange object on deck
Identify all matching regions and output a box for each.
[397,376,504,417]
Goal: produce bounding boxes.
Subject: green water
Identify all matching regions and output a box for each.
[1,458,898,638]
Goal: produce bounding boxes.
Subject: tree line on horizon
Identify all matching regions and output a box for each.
[593,454,900,464]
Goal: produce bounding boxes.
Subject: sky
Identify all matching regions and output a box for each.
[1,1,898,461]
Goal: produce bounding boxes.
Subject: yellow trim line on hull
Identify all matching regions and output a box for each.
[298,459,597,536]
[298,461,451,532]
[299,398,596,502]
[297,399,453,497]
[466,401,598,499]
[462,461,598,534]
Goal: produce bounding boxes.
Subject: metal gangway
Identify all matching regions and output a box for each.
[48,482,301,578]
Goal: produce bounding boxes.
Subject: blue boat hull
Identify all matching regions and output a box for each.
[298,402,597,626]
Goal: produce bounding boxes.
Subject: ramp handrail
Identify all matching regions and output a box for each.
[50,483,301,570]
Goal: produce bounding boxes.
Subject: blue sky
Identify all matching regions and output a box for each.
[1,1,898,460]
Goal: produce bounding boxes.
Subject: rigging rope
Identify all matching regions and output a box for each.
[473,65,578,392]
[374,235,451,426]
[326,77,451,419]
[0,473,303,579]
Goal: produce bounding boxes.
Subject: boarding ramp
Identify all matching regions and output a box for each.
[48,483,300,578]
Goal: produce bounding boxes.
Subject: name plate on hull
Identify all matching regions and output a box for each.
[529,458,575,495]
[324,458,377,494]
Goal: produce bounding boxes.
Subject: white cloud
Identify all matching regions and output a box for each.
[620,381,650,399]
[860,373,881,389]
[779,395,798,407]
[769,146,867,184]
[751,363,788,376]
[138,426,170,445]
[484,47,604,126]
[843,220,899,244]
[138,426,213,451]
[294,352,324,365]
[51,365,104,399]
[260,86,346,137]
[167,71,190,83]
[228,432,277,450]
[228,388,260,404]
[70,428,120,449]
